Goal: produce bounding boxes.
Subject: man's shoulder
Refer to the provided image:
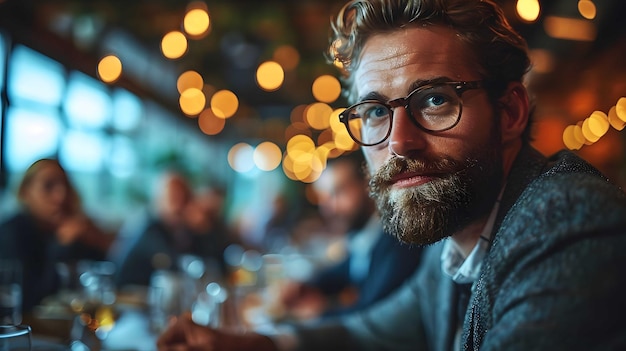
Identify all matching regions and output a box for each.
[489,147,626,268]
[523,149,626,213]
[509,148,624,214]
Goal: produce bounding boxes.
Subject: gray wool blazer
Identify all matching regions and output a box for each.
[292,144,626,351]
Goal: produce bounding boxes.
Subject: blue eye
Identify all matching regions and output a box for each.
[427,95,447,106]
[368,105,388,118]
[352,102,389,121]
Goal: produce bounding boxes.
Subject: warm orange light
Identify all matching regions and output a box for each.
[312,75,341,103]
[581,118,601,143]
[616,97,626,122]
[578,0,596,20]
[544,16,596,41]
[97,55,122,83]
[184,9,210,37]
[608,106,626,131]
[516,0,540,22]
[179,88,206,116]
[562,125,583,150]
[211,90,239,118]
[177,70,204,94]
[305,103,333,130]
[587,111,609,138]
[256,61,284,92]
[273,45,300,71]
[198,108,225,135]
[161,31,188,59]
[329,108,346,134]
[290,104,307,124]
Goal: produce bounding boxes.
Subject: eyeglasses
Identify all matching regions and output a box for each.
[339,80,483,146]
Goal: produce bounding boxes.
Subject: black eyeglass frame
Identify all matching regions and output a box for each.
[339,80,484,146]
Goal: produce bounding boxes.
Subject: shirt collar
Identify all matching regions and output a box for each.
[441,191,503,284]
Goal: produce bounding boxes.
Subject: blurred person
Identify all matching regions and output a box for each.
[277,152,422,321]
[0,159,113,312]
[183,186,232,280]
[114,170,194,287]
[114,171,230,287]
[156,0,626,351]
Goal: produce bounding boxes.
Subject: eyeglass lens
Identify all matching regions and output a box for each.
[344,84,463,145]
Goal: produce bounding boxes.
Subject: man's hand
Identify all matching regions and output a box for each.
[157,313,278,351]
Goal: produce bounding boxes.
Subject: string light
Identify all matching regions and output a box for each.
[563,97,626,150]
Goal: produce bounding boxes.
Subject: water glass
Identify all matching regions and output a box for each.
[0,324,31,351]
[0,261,21,326]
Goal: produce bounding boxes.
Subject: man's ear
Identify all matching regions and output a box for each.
[498,82,529,145]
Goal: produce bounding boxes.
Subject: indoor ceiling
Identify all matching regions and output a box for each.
[1,0,625,149]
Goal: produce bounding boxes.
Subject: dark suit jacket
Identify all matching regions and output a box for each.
[292,145,626,351]
[308,226,423,317]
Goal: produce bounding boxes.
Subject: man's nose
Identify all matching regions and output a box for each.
[387,106,427,157]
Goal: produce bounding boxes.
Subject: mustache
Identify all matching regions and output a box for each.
[370,155,473,187]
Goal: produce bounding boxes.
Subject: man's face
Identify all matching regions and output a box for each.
[353,25,504,245]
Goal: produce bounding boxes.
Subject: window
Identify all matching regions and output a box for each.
[59,129,108,172]
[112,87,143,132]
[64,71,112,129]
[7,45,66,107]
[4,107,63,171]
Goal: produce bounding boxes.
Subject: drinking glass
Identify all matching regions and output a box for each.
[0,324,31,351]
[0,261,21,326]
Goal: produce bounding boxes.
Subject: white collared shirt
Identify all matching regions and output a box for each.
[441,193,502,351]
[441,196,500,284]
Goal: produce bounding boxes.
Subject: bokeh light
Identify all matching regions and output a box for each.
[516,0,540,22]
[290,104,307,124]
[587,111,609,138]
[161,31,188,59]
[184,8,210,37]
[177,70,204,94]
[312,75,341,103]
[97,55,122,83]
[544,16,596,41]
[581,118,600,143]
[273,45,300,71]
[305,102,332,130]
[179,88,206,116]
[284,122,311,142]
[253,142,282,171]
[198,108,225,135]
[608,106,626,131]
[578,0,597,20]
[228,143,255,173]
[563,125,583,150]
[329,108,345,134]
[616,97,626,121]
[256,61,284,92]
[211,90,239,118]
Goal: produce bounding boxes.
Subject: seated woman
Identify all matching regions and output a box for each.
[0,159,114,313]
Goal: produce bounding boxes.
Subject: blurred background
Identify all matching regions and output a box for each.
[0,0,625,243]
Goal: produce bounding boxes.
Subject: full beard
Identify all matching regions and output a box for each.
[369,140,503,246]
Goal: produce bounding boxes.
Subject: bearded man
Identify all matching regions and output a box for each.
[157,1,626,350]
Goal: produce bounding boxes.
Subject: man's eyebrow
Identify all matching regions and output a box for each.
[356,76,456,103]
[357,91,387,102]
[407,77,455,91]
